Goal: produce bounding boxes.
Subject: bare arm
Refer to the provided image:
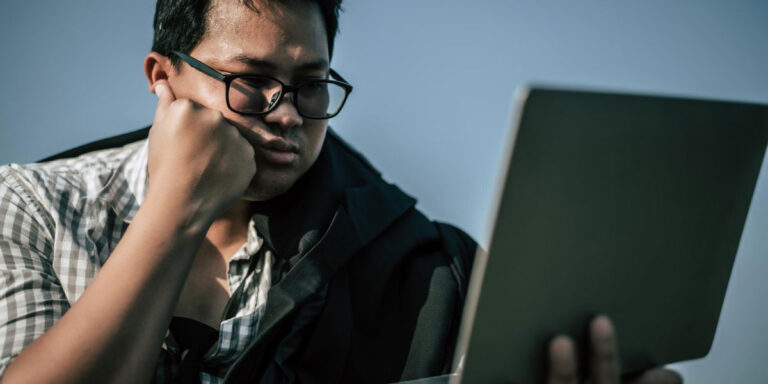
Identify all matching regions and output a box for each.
[2,83,256,384]
[3,196,206,384]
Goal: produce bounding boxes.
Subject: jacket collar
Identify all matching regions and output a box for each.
[324,129,418,245]
[254,180,417,336]
[343,183,416,245]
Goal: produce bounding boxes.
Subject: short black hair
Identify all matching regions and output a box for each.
[151,0,343,69]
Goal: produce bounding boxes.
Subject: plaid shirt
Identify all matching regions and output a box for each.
[0,139,272,383]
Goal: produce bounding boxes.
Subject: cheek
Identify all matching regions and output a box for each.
[196,83,230,112]
[171,75,228,112]
[304,124,328,159]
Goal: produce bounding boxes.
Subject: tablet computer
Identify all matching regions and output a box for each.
[453,87,768,383]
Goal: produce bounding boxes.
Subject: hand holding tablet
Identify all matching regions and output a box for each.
[546,316,681,384]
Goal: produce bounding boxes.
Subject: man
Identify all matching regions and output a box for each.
[0,0,679,383]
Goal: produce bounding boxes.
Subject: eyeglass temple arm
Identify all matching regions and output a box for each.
[330,68,351,86]
[171,50,227,81]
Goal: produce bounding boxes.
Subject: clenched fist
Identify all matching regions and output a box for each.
[146,82,257,229]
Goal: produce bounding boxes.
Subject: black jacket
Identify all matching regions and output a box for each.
[44,128,478,384]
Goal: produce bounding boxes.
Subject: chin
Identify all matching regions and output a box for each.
[240,168,301,202]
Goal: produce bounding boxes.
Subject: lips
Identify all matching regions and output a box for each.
[261,139,299,153]
[256,139,299,165]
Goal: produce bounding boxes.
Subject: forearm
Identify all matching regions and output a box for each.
[2,197,209,384]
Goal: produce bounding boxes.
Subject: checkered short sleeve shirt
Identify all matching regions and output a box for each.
[0,140,271,383]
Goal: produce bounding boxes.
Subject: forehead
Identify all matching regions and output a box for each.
[194,0,329,68]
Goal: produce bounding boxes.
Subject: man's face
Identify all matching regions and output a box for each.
[168,0,330,201]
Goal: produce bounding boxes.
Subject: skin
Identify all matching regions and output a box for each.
[547,316,682,384]
[1,1,683,383]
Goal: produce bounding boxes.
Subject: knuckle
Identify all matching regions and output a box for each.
[166,99,195,120]
[174,98,194,110]
[205,110,227,130]
[207,108,224,121]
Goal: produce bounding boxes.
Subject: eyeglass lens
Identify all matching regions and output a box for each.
[228,76,347,118]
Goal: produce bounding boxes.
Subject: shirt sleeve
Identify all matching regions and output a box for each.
[0,167,70,377]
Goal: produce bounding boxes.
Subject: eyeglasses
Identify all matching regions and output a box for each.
[171,51,353,119]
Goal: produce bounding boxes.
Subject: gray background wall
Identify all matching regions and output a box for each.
[1,1,766,382]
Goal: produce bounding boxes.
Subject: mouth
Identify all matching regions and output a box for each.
[256,139,300,165]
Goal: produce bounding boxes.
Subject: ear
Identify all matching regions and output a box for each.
[144,52,175,95]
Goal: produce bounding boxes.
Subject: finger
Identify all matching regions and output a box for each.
[547,335,579,384]
[624,368,682,384]
[152,81,177,125]
[589,315,620,384]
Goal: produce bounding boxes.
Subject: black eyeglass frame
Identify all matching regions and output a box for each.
[171,50,353,119]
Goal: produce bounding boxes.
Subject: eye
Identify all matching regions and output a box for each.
[268,91,281,107]
[303,80,328,93]
[240,76,274,89]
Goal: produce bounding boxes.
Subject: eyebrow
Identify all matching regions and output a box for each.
[229,54,329,73]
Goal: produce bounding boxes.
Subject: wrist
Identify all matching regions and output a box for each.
[140,187,217,239]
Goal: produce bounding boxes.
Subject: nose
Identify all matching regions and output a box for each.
[263,91,303,130]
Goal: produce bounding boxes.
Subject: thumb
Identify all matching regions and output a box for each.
[152,81,176,125]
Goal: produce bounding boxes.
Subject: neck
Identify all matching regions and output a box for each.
[207,199,253,250]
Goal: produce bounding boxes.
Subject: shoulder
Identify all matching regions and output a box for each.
[0,140,146,235]
[433,221,478,289]
[322,129,383,188]
[357,189,478,292]
[401,211,478,292]
[324,129,478,281]
[325,129,381,177]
